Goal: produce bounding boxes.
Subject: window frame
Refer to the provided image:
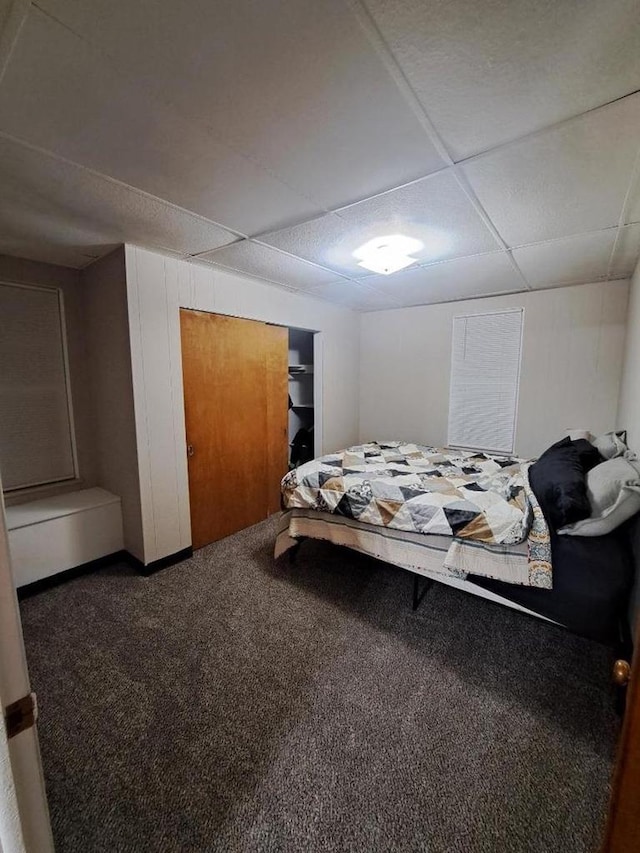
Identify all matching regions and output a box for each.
[447,307,524,456]
[0,280,80,494]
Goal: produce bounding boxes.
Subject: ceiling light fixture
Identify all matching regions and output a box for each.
[353,234,423,275]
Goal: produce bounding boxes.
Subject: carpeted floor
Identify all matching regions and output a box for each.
[20,517,619,853]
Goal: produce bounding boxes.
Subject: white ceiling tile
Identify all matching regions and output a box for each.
[33,0,446,208]
[461,95,640,246]
[623,176,640,225]
[258,213,357,275]
[364,0,640,159]
[0,135,239,265]
[261,170,500,276]
[360,252,524,306]
[0,8,323,235]
[196,241,342,291]
[609,223,640,277]
[0,224,111,269]
[511,229,617,288]
[337,171,500,259]
[309,281,400,311]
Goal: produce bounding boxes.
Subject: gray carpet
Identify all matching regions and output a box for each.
[20,517,619,853]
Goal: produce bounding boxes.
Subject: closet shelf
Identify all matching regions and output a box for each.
[288,364,314,375]
[291,403,314,409]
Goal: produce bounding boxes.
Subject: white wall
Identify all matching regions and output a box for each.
[617,259,640,634]
[360,279,629,460]
[82,249,144,559]
[618,260,640,451]
[124,245,360,565]
[0,255,98,505]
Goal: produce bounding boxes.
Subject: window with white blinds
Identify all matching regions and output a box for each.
[447,309,523,455]
[0,282,77,491]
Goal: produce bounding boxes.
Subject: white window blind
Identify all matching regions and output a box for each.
[0,282,77,491]
[447,309,523,455]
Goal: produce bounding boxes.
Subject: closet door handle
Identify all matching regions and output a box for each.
[187,444,194,457]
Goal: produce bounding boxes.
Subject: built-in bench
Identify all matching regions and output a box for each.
[6,487,124,588]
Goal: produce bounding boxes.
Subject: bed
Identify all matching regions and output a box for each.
[275,441,636,646]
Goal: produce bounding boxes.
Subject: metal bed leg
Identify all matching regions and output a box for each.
[412,574,433,611]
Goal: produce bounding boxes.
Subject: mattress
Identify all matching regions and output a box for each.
[276,508,531,586]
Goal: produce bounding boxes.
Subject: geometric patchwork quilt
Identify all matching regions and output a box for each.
[281,441,534,546]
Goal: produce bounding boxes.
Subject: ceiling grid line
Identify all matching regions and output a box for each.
[0,129,251,239]
[197,237,356,283]
[191,235,407,309]
[450,166,532,290]
[453,88,640,170]
[196,255,389,313]
[413,247,511,271]
[29,2,334,219]
[344,0,455,166]
[509,225,620,252]
[606,142,640,278]
[220,72,640,256]
[329,164,453,214]
[0,0,29,87]
[345,0,531,291]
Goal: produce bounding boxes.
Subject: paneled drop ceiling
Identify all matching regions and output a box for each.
[0,0,639,310]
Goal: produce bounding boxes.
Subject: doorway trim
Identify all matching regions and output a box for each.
[313,331,324,456]
[0,484,54,853]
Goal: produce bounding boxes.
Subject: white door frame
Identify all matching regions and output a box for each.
[313,331,324,456]
[0,482,54,853]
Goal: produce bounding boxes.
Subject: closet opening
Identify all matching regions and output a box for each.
[288,328,316,470]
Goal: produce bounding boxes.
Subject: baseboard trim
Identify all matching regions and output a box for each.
[17,550,128,599]
[16,546,194,597]
[127,547,193,576]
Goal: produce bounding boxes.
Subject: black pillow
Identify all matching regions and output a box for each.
[538,436,603,471]
[529,438,594,530]
[571,437,604,472]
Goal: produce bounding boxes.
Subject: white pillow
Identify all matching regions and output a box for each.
[558,457,640,537]
[591,430,632,460]
[566,429,592,441]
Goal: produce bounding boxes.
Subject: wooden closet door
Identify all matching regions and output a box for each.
[180,310,288,549]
